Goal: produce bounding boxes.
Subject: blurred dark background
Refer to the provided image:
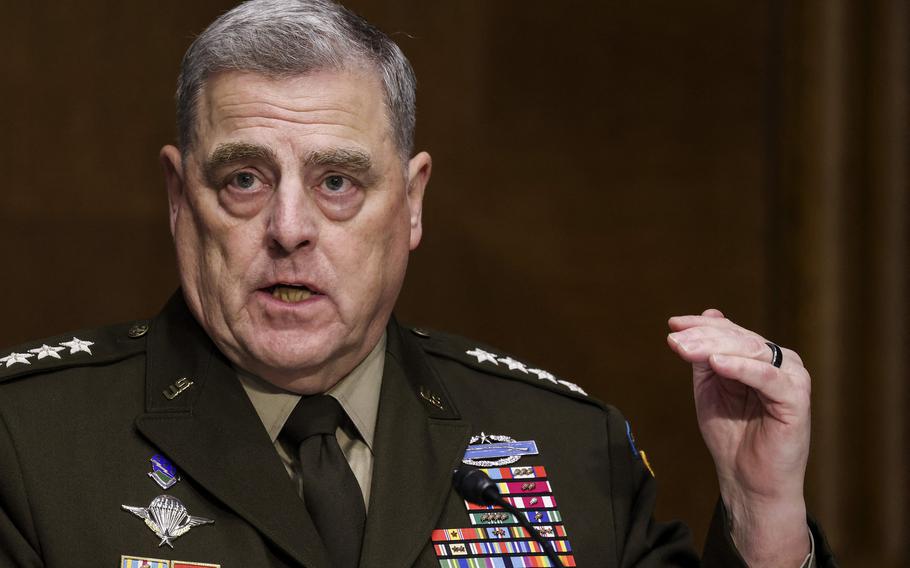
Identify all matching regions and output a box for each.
[2,1,906,565]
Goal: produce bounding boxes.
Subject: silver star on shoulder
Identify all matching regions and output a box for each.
[0,352,35,367]
[528,368,558,384]
[122,494,213,548]
[466,348,499,365]
[477,431,492,444]
[29,344,65,360]
[59,337,94,355]
[497,357,528,373]
[558,379,588,396]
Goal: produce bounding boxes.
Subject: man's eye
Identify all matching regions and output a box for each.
[322,175,351,193]
[230,171,261,191]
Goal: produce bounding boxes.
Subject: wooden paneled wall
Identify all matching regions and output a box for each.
[771,1,908,564]
[2,2,905,564]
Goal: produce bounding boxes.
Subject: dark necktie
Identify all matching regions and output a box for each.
[280,395,366,568]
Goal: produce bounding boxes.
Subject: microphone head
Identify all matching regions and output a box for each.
[452,466,501,506]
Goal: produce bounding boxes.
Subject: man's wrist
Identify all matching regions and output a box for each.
[723,495,811,568]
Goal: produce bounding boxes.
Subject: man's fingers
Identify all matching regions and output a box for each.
[701,308,725,318]
[668,313,743,332]
[668,330,805,371]
[707,354,811,408]
[667,325,761,361]
[669,333,768,362]
[669,324,753,344]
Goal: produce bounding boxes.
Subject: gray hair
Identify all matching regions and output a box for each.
[175,0,416,159]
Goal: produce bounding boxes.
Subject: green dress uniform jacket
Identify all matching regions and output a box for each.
[0,293,836,567]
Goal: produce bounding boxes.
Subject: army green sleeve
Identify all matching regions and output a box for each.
[604,405,703,567]
[0,408,44,567]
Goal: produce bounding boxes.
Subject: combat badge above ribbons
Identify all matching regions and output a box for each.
[122,495,213,548]
[437,439,578,566]
[462,432,539,467]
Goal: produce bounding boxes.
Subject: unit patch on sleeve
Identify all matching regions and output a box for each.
[625,420,655,477]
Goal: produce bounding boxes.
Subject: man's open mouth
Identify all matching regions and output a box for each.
[265,284,320,303]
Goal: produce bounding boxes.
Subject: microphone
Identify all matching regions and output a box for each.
[452,466,564,568]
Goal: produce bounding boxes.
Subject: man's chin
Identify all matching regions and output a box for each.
[231,334,349,391]
[244,345,330,375]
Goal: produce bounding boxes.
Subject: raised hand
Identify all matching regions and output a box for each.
[667,309,812,567]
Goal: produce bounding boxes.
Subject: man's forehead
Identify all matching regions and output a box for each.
[199,69,385,126]
[190,69,394,159]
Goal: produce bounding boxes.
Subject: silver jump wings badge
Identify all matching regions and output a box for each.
[122,494,213,547]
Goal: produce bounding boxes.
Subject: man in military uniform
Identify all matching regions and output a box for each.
[0,1,835,567]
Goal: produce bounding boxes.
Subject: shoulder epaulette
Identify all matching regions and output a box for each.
[405,326,603,407]
[0,320,151,384]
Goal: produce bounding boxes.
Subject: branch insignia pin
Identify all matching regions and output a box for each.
[163,377,194,400]
[148,454,180,490]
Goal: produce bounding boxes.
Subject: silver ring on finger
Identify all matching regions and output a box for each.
[766,341,783,368]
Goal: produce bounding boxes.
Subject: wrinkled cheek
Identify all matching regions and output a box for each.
[173,216,202,292]
[358,227,411,323]
[174,210,230,315]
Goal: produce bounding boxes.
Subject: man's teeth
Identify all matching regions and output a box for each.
[271,286,313,303]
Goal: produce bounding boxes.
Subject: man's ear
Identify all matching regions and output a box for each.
[159,145,185,239]
[406,151,432,251]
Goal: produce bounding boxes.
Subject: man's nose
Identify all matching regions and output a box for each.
[266,178,319,253]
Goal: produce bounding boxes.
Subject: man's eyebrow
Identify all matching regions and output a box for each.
[202,142,278,183]
[304,148,373,172]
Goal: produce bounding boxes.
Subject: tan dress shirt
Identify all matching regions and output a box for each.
[236,334,385,510]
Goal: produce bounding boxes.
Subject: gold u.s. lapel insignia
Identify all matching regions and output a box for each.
[419,385,445,410]
[163,377,194,400]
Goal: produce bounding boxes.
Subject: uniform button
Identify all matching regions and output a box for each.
[128,323,150,338]
[411,328,431,338]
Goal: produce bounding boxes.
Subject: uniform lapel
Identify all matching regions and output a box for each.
[360,320,472,568]
[134,293,332,568]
